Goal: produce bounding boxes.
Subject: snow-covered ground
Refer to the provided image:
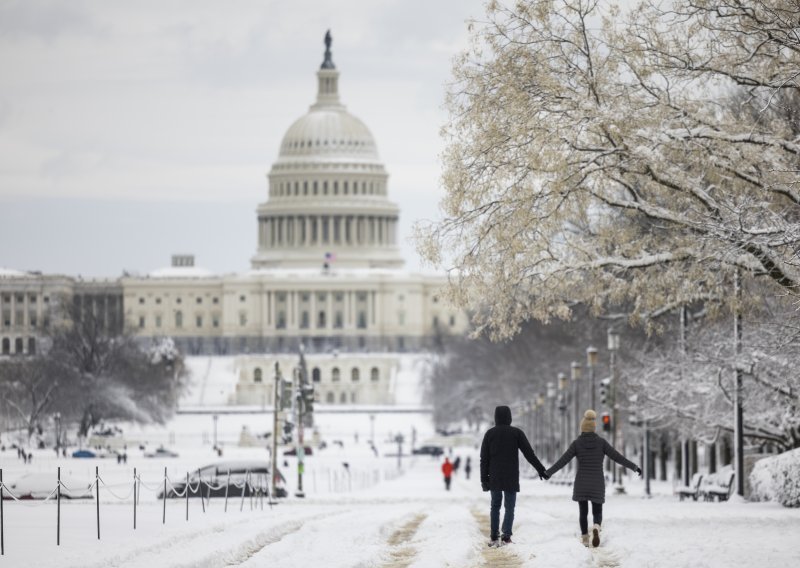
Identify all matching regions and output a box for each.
[2,438,799,568]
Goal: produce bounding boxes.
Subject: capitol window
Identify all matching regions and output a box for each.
[333,181,338,195]
[155,315,162,328]
[326,392,334,403]
[313,181,318,195]
[138,297,145,305]
[240,295,246,302]
[212,316,219,328]
[317,310,326,328]
[239,313,247,327]
[254,368,263,383]
[371,367,379,382]
[334,311,343,329]
[312,368,321,382]
[196,297,202,304]
[351,368,360,382]
[332,367,340,382]
[139,316,145,329]
[196,315,203,328]
[175,311,183,328]
[277,311,286,329]
[340,392,347,403]
[300,311,309,329]
[156,298,162,304]
[177,298,182,304]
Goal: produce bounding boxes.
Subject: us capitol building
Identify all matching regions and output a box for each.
[0,34,467,406]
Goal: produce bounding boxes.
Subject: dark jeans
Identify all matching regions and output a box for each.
[444,476,451,490]
[578,500,603,535]
[490,490,517,538]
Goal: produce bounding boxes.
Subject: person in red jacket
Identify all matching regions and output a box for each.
[442,457,454,490]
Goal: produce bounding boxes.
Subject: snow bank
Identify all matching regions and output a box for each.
[749,448,800,507]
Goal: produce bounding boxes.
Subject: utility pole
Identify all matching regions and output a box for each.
[271,363,281,497]
[295,345,309,498]
[608,328,622,491]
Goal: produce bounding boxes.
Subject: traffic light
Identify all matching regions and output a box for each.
[601,412,611,432]
[280,378,294,410]
[599,377,611,406]
[301,384,315,414]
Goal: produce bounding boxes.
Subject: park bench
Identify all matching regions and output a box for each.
[676,472,704,501]
[699,468,735,502]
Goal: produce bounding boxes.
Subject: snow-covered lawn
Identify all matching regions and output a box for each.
[2,443,799,568]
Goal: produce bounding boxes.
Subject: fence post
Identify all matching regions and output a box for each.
[57,466,61,546]
[1,468,5,556]
[185,472,189,521]
[198,470,205,513]
[239,471,248,512]
[133,468,137,530]
[95,466,100,540]
[162,467,167,525]
[224,469,230,513]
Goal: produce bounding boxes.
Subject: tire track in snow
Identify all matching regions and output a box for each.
[470,508,524,568]
[381,512,428,568]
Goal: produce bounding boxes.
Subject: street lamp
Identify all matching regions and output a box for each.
[535,393,544,454]
[557,372,568,456]
[607,328,623,490]
[571,361,582,436]
[546,382,556,462]
[586,346,598,409]
[212,414,218,449]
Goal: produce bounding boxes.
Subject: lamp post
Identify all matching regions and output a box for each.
[536,393,544,454]
[557,372,568,456]
[53,412,61,452]
[571,361,582,428]
[370,414,375,445]
[607,328,622,489]
[546,382,556,462]
[586,346,598,410]
[212,414,218,449]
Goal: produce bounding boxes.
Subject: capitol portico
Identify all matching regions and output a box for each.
[0,33,466,406]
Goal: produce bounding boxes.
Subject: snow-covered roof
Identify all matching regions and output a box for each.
[148,266,215,279]
[0,267,28,278]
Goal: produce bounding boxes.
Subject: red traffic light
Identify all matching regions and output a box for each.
[601,412,611,432]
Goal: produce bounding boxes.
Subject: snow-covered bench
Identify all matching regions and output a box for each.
[676,473,704,501]
[699,469,735,502]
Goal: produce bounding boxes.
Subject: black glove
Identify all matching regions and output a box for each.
[539,470,550,481]
[481,482,489,492]
[635,467,643,477]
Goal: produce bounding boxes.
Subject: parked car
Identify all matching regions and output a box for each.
[72,449,98,458]
[3,473,93,500]
[283,446,314,456]
[158,460,271,499]
[412,445,444,457]
[144,447,180,458]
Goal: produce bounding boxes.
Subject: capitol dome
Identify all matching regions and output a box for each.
[278,108,380,162]
[251,31,403,271]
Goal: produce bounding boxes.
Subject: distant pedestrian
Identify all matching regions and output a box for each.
[465,457,472,480]
[545,410,641,548]
[480,405,548,547]
[453,456,461,475]
[27,452,32,463]
[441,457,453,490]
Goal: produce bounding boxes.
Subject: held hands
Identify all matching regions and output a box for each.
[538,469,550,481]
[635,466,643,477]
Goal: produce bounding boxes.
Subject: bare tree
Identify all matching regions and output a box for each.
[0,357,60,440]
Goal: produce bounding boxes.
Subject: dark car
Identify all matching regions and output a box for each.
[283,446,314,456]
[158,460,271,499]
[412,445,444,457]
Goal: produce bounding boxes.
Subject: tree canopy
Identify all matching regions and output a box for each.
[417,0,800,338]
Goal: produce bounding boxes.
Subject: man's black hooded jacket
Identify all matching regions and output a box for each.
[480,405,546,492]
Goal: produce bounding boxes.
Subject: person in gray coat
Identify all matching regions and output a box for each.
[545,409,641,547]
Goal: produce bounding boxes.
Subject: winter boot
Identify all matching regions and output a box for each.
[488,537,500,548]
[591,524,601,547]
[581,534,591,547]
[501,535,512,545]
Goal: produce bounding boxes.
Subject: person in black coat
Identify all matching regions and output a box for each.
[545,409,641,548]
[480,405,549,546]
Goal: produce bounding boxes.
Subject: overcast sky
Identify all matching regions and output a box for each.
[0,0,487,277]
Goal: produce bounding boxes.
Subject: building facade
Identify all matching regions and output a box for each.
[1,36,466,405]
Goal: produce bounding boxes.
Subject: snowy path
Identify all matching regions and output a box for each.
[2,452,800,567]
